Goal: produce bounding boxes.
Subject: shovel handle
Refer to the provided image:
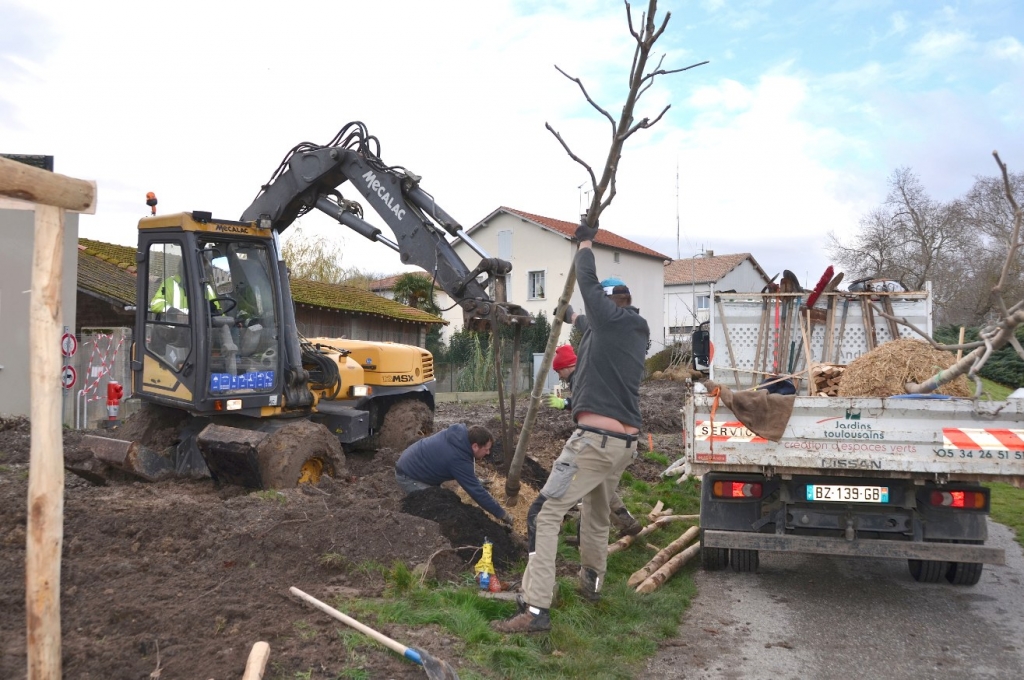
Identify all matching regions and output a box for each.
[289,587,423,665]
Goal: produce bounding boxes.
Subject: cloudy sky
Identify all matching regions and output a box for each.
[3,0,1022,288]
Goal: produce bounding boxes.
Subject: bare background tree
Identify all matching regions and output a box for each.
[828,166,1023,327]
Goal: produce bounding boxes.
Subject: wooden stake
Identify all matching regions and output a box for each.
[956,326,966,361]
[801,310,814,396]
[26,204,66,680]
[627,525,699,587]
[635,543,702,593]
[242,641,271,680]
[607,515,699,554]
[647,501,664,522]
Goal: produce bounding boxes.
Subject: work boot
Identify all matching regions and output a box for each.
[578,567,601,603]
[491,604,551,633]
[613,507,642,538]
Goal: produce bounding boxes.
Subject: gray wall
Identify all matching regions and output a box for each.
[0,204,79,416]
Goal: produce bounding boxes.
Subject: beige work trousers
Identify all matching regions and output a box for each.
[522,429,637,609]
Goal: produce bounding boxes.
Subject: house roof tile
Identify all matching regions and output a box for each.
[489,207,671,261]
[77,246,137,306]
[663,252,769,285]
[369,271,431,292]
[290,278,445,324]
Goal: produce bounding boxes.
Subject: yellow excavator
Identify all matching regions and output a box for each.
[77,122,529,489]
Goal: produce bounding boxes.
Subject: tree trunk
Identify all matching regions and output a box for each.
[607,514,698,554]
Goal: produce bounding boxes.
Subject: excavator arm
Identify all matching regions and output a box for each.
[240,124,530,330]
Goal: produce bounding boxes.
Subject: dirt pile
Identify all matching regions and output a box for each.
[0,380,685,677]
[401,487,525,571]
[837,338,972,397]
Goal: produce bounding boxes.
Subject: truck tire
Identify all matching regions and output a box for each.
[378,399,433,451]
[700,530,729,571]
[945,561,983,586]
[729,548,759,573]
[907,559,947,583]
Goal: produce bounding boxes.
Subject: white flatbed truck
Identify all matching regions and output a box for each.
[684,291,1024,585]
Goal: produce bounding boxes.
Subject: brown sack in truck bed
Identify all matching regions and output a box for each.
[702,381,795,441]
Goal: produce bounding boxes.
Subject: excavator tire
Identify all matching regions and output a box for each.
[254,420,346,489]
[377,399,434,451]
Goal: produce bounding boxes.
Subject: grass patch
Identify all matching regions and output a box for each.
[319,552,350,571]
[643,451,670,466]
[979,377,1014,401]
[332,476,702,678]
[293,620,318,641]
[989,482,1024,548]
[253,490,287,504]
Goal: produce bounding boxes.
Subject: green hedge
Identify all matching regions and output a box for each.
[933,325,1024,387]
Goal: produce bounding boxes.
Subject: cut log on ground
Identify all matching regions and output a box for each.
[627,525,699,587]
[647,500,664,521]
[635,543,701,594]
[607,514,699,554]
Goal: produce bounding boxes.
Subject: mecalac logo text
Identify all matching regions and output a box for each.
[361,171,406,221]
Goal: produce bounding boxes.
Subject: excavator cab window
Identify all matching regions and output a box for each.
[145,242,193,372]
[198,239,280,395]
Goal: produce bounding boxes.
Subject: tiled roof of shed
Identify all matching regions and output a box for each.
[75,238,444,324]
[289,279,445,325]
[493,207,670,261]
[664,252,769,285]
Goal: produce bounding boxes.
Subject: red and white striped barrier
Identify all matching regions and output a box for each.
[943,428,1024,451]
[75,333,127,429]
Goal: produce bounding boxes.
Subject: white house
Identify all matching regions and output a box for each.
[432,207,670,356]
[663,252,771,344]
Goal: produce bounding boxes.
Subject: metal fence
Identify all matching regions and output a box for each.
[62,327,133,430]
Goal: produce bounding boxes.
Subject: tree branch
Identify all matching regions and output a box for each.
[545,122,597,192]
[554,65,616,132]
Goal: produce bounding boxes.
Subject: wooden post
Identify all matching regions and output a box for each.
[0,155,97,680]
[242,641,271,680]
[627,525,699,587]
[956,326,966,362]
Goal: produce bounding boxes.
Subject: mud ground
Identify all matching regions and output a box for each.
[0,381,686,678]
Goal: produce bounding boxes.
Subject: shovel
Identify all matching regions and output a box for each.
[289,587,460,680]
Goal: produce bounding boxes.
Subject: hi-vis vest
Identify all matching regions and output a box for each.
[150,275,217,314]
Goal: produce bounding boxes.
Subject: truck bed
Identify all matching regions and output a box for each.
[686,394,1024,485]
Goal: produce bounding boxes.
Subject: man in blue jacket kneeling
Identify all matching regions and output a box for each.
[395,423,513,528]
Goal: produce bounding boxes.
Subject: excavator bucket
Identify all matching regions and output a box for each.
[196,424,269,489]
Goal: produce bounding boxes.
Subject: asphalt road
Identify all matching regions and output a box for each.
[646,520,1024,679]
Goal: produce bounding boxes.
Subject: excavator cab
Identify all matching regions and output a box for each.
[134,211,285,416]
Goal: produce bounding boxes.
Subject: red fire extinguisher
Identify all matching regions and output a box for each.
[107,380,124,424]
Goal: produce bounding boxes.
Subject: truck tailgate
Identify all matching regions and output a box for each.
[687,395,1024,482]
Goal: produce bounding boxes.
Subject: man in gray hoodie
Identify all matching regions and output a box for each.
[395,423,513,527]
[492,223,649,634]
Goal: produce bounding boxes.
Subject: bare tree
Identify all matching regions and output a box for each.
[828,167,971,324]
[881,152,1024,396]
[503,0,707,501]
[281,225,346,283]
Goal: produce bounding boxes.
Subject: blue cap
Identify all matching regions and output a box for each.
[600,277,627,295]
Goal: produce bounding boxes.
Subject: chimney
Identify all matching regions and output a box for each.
[705,250,714,258]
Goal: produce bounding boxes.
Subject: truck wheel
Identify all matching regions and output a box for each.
[729,549,759,573]
[945,562,983,586]
[378,400,433,451]
[700,530,729,571]
[907,559,948,583]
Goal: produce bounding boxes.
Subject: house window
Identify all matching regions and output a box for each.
[528,270,546,299]
[497,230,512,260]
[613,251,620,263]
[697,295,710,310]
[669,326,683,335]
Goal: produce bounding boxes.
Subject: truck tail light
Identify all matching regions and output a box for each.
[929,489,987,509]
[712,480,763,499]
